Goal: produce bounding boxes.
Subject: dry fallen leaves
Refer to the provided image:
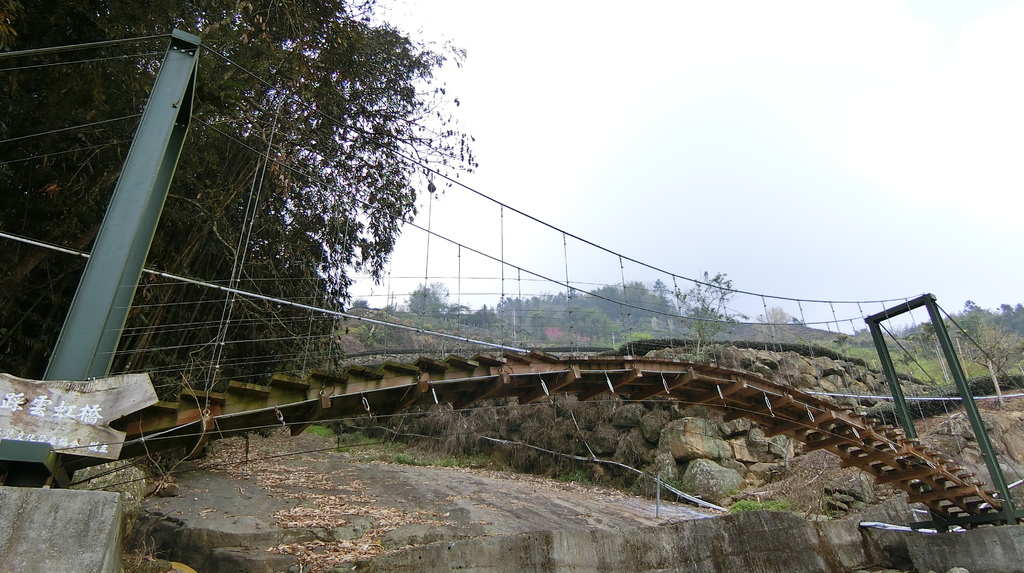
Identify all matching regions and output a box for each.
[196,433,453,571]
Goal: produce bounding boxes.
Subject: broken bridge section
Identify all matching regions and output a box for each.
[111,351,1010,526]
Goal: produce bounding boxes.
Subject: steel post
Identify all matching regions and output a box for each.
[45,30,200,381]
[922,296,1015,514]
[866,293,1018,528]
[866,318,918,440]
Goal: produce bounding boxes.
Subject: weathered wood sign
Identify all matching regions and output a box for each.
[0,373,157,460]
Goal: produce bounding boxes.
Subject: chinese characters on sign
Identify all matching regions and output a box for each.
[0,392,108,453]
[0,372,157,460]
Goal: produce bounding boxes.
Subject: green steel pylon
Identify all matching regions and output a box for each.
[45,30,200,381]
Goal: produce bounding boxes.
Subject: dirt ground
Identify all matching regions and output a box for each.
[135,430,715,571]
[134,399,1024,571]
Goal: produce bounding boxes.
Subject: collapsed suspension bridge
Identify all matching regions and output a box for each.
[2,30,1022,536]
[99,350,1010,529]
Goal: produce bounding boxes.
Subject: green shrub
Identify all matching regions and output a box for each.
[557,469,591,485]
[729,499,792,513]
[392,453,427,466]
[433,457,459,467]
[305,425,335,438]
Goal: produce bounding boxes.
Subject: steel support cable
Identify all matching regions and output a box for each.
[0,138,134,165]
[0,34,170,59]
[173,120,766,328]
[0,227,834,376]
[197,42,915,310]
[196,115,885,329]
[365,126,918,306]
[0,114,142,145]
[0,51,168,72]
[208,98,285,393]
[400,219,867,328]
[0,229,527,353]
[941,306,1016,379]
[478,435,727,512]
[2,47,921,356]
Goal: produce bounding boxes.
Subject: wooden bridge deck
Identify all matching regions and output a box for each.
[110,351,1007,524]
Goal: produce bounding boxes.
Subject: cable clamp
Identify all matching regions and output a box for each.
[274,407,285,428]
[763,392,775,417]
[606,373,615,395]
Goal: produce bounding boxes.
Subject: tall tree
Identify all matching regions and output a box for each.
[677,272,736,355]
[0,1,474,386]
[407,282,456,318]
[961,321,1024,407]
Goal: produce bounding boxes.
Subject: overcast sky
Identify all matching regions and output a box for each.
[356,0,1024,324]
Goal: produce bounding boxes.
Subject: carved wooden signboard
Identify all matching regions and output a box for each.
[0,373,157,460]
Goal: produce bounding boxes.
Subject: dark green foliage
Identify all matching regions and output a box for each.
[729,499,791,513]
[491,281,680,347]
[0,1,473,384]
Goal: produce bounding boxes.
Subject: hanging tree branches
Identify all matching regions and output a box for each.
[0,1,475,386]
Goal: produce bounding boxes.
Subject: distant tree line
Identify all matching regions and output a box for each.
[363,274,739,349]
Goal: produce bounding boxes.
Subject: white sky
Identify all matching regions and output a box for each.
[355,0,1024,322]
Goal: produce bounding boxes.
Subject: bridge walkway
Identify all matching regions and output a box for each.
[110,351,1007,525]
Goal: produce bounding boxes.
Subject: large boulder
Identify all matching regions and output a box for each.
[587,424,621,456]
[679,459,744,504]
[614,427,654,467]
[660,418,732,462]
[611,403,646,428]
[639,408,670,443]
[730,427,792,464]
[649,451,679,482]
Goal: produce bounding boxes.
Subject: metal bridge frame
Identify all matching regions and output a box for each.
[44,30,200,382]
[866,293,1023,530]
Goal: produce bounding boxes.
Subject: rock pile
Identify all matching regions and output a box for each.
[389,345,900,506]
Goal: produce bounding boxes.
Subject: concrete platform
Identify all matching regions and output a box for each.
[0,486,122,573]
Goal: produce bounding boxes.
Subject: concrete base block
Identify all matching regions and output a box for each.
[906,524,1024,573]
[0,486,123,573]
[354,510,883,573]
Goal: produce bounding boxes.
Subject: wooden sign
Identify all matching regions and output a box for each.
[0,373,157,460]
